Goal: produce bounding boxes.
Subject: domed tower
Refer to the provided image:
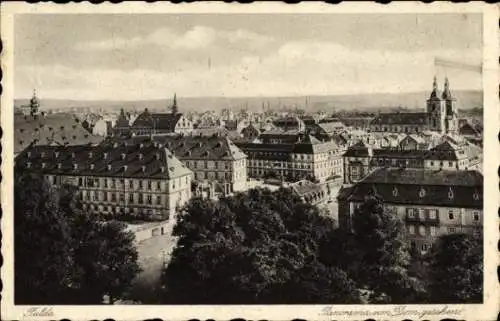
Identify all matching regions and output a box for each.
[426,77,446,133]
[30,89,40,116]
[442,77,458,135]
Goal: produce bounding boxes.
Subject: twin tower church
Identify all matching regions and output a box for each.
[369,77,459,135]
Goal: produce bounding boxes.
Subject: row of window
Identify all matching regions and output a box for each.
[186,159,244,170]
[83,204,166,216]
[372,126,420,133]
[81,190,163,205]
[77,176,190,191]
[193,171,236,181]
[407,225,438,236]
[407,208,480,221]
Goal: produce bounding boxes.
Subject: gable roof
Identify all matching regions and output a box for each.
[131,110,184,131]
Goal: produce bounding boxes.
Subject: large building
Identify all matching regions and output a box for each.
[119,134,248,198]
[369,77,459,135]
[342,135,482,184]
[236,133,344,183]
[14,91,104,155]
[337,168,483,254]
[114,95,193,136]
[15,139,193,221]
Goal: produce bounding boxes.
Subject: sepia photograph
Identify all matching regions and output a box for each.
[1,2,498,320]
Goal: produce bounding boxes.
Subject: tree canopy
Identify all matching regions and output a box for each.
[428,232,483,303]
[14,171,141,304]
[161,187,361,304]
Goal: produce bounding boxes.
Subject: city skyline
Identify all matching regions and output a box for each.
[15,13,482,100]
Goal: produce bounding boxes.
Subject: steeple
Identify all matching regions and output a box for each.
[442,77,452,100]
[171,93,178,114]
[30,88,40,116]
[429,76,440,100]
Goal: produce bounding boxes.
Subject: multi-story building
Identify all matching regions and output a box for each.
[15,91,104,156]
[337,168,483,254]
[114,94,193,136]
[15,139,193,221]
[121,134,248,198]
[369,77,459,135]
[342,135,482,184]
[236,134,344,183]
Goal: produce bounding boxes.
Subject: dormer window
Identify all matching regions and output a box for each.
[40,152,46,158]
[123,165,128,172]
[448,187,454,199]
[155,153,160,160]
[138,153,143,160]
[55,152,60,158]
[41,163,46,169]
[139,143,144,148]
[161,166,165,173]
[88,152,93,158]
[141,165,146,172]
[392,187,398,197]
[419,188,426,198]
[121,153,126,160]
[107,164,112,171]
[57,163,62,169]
[473,191,479,200]
[90,164,95,170]
[113,142,119,148]
[26,162,32,168]
[71,152,76,158]
[103,153,108,159]
[73,164,78,170]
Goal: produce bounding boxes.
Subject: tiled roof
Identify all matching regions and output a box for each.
[131,110,183,131]
[292,136,341,154]
[370,112,428,126]
[343,140,372,157]
[361,167,483,187]
[459,123,481,137]
[124,135,247,161]
[343,168,482,208]
[317,122,345,134]
[424,140,467,161]
[15,140,192,179]
[15,114,104,154]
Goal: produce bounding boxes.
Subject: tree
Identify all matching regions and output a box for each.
[428,233,483,303]
[351,195,424,303]
[161,188,360,304]
[14,173,141,304]
[14,172,74,304]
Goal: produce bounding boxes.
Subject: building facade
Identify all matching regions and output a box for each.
[337,168,483,254]
[236,134,344,183]
[369,77,459,135]
[123,134,248,198]
[15,140,193,221]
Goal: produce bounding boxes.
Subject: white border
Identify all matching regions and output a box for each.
[1,2,498,320]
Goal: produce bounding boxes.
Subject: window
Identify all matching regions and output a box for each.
[156,195,161,205]
[119,193,125,202]
[418,209,425,220]
[419,225,426,236]
[147,194,152,205]
[156,181,161,191]
[129,193,134,203]
[111,193,116,202]
[430,226,437,236]
[448,161,453,167]
[111,179,116,188]
[129,180,134,189]
[138,193,143,204]
[448,210,454,220]
[408,208,415,218]
[408,225,415,234]
[139,180,143,189]
[103,192,108,201]
[120,179,125,186]
[429,209,437,219]
[473,211,480,221]
[104,179,108,188]
[147,180,152,190]
[448,227,457,234]
[78,177,83,186]
[421,243,430,252]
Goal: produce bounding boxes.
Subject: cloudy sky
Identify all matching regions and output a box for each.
[15,13,482,100]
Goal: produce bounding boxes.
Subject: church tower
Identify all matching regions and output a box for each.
[442,77,458,135]
[426,77,446,133]
[171,93,178,114]
[30,89,40,116]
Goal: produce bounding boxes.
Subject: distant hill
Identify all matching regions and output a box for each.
[14,90,482,114]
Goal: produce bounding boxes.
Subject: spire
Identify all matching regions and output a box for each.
[171,93,178,114]
[30,88,40,116]
[442,77,452,100]
[429,76,440,99]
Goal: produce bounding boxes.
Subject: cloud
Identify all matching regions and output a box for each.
[20,38,482,101]
[74,26,274,52]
